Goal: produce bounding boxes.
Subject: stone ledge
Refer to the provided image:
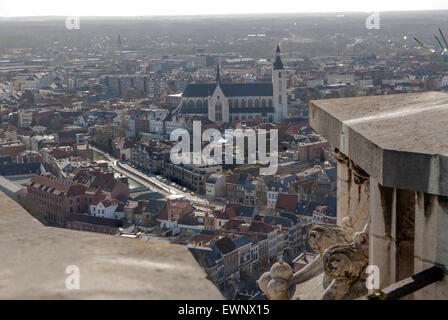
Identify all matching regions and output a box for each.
[310,92,448,196]
[0,191,223,299]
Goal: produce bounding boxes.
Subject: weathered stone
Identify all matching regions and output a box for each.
[0,191,223,299]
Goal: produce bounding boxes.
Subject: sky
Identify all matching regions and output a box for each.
[0,0,448,17]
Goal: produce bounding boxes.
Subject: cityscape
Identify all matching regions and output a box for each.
[1,5,448,303]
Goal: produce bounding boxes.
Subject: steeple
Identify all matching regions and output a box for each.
[273,44,284,70]
[216,63,221,84]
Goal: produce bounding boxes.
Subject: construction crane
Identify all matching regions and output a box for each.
[414,28,448,67]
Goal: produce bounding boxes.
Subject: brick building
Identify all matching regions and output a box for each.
[26,174,102,225]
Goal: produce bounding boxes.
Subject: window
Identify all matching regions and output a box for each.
[241,99,246,108]
[262,99,267,108]
[228,99,233,108]
[279,72,282,78]
[234,99,239,108]
[215,103,222,121]
[268,99,273,107]
[278,95,282,104]
[248,99,253,108]
[255,99,260,108]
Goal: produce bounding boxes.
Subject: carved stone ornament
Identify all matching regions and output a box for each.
[258,225,369,300]
[321,232,369,299]
[350,160,369,185]
[334,148,350,167]
[257,151,371,300]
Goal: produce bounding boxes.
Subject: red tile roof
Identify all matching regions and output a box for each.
[157,200,194,221]
[276,193,299,212]
[28,175,73,194]
[225,174,240,184]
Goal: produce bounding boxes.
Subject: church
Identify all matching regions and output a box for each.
[175,46,287,124]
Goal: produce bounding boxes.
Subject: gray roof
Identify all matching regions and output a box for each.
[237,205,256,218]
[206,173,222,184]
[264,215,294,227]
[233,235,251,248]
[182,82,273,98]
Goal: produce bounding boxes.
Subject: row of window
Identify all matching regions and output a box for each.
[184,98,274,109]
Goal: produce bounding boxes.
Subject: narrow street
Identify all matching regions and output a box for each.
[90,144,212,209]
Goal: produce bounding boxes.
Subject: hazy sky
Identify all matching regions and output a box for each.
[1,0,448,17]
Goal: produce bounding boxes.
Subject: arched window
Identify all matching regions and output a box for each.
[204,100,208,108]
[248,99,253,108]
[241,114,246,120]
[228,99,233,108]
[269,115,273,122]
[234,114,239,121]
[241,99,246,108]
[262,99,267,108]
[255,99,260,108]
[196,100,203,108]
[215,103,222,121]
[268,98,273,107]
[188,100,195,108]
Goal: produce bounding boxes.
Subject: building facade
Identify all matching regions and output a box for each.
[175,46,287,124]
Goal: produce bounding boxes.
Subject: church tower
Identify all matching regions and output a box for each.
[208,63,229,124]
[272,45,287,122]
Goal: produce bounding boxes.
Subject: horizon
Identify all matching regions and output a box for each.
[1,9,448,21]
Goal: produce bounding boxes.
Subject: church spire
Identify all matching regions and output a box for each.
[216,63,221,84]
[273,44,284,70]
